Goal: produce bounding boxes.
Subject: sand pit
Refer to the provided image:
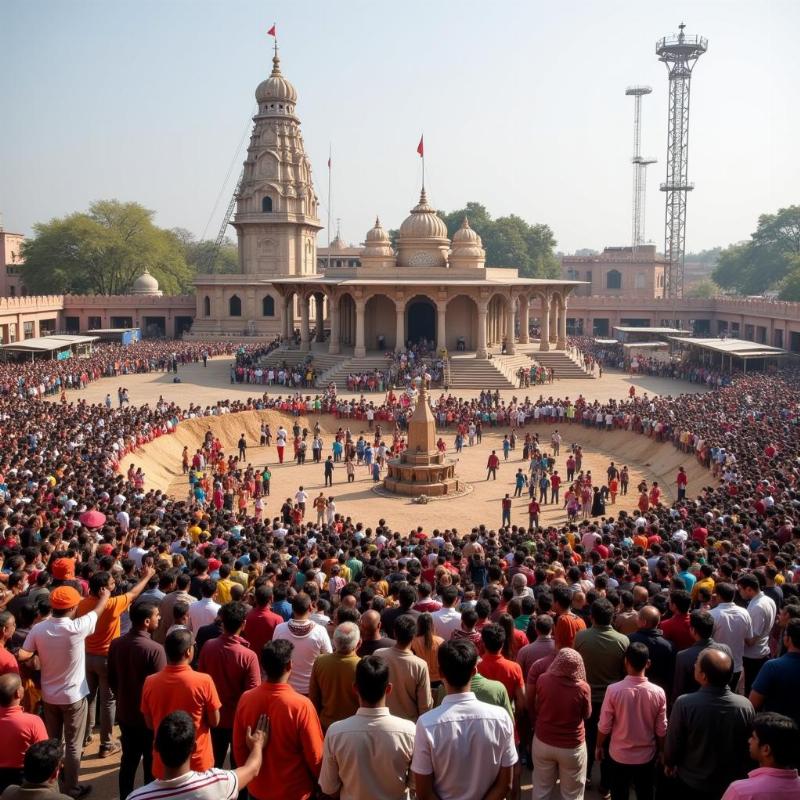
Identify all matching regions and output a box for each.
[121,411,709,534]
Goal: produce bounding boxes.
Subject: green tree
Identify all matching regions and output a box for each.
[441,203,560,278]
[22,200,192,295]
[685,278,719,299]
[712,206,800,295]
[173,229,239,274]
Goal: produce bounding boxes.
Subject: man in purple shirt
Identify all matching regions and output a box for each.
[198,601,261,769]
[596,642,667,800]
[721,712,800,800]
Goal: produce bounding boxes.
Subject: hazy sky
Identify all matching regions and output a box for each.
[2,1,798,254]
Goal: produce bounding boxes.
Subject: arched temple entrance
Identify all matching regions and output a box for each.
[406,297,436,346]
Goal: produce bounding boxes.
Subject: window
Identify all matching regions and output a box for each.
[261,196,273,213]
[262,295,275,316]
[606,270,622,290]
[229,295,242,317]
[203,296,211,317]
[634,273,645,289]
[88,316,102,330]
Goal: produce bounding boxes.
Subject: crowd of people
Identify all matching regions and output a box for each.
[0,342,798,799]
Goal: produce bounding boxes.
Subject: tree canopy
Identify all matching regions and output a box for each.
[171,228,239,275]
[712,206,800,299]
[22,200,194,295]
[390,201,560,278]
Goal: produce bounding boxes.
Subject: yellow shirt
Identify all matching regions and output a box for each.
[189,525,202,543]
[691,575,715,602]
[216,578,236,604]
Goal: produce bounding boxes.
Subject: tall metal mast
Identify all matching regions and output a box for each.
[656,22,708,298]
[625,86,656,251]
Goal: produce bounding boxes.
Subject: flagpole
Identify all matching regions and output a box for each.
[422,133,425,191]
[327,144,332,272]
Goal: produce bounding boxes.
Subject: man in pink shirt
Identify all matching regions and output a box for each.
[722,712,800,800]
[596,642,667,800]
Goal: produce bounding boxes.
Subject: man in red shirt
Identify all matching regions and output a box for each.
[198,602,261,769]
[676,467,688,501]
[477,624,525,720]
[553,586,586,649]
[0,612,19,677]
[487,451,500,481]
[528,498,540,530]
[660,590,695,652]
[550,471,562,504]
[141,628,221,779]
[0,673,48,791]
[244,584,284,658]
[233,640,323,800]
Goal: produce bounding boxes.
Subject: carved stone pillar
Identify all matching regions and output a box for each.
[549,297,558,345]
[539,295,551,352]
[395,299,405,350]
[300,296,310,351]
[506,299,516,355]
[315,293,325,342]
[354,299,366,358]
[519,297,530,344]
[477,302,488,359]
[328,295,340,354]
[557,296,567,349]
[437,302,447,351]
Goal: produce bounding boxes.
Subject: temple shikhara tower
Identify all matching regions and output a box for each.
[191,41,581,362]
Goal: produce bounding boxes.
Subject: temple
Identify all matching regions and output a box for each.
[189,47,581,359]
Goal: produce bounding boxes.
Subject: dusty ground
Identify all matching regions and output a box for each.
[70,357,707,799]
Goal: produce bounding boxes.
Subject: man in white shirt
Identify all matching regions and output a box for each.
[431,586,462,641]
[319,655,416,800]
[187,579,221,633]
[709,582,753,689]
[412,639,516,800]
[272,593,332,694]
[19,584,111,798]
[129,710,266,800]
[738,574,777,695]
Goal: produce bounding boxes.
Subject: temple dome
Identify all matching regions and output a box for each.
[398,190,449,240]
[365,216,391,244]
[131,268,161,296]
[361,216,395,262]
[452,217,482,245]
[255,54,298,106]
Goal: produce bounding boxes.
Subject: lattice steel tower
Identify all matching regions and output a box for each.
[625,86,657,251]
[656,22,707,298]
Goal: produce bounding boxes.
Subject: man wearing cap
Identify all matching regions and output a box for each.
[18,584,111,799]
[75,565,155,758]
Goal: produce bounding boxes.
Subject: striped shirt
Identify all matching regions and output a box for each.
[128,768,238,800]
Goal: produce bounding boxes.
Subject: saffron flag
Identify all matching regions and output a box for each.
[267,24,276,36]
[417,135,424,157]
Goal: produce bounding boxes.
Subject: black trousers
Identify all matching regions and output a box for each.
[608,756,655,800]
[743,656,767,695]
[585,701,610,790]
[211,726,236,768]
[119,723,154,800]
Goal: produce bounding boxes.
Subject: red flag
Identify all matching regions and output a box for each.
[417,135,424,157]
[267,24,276,36]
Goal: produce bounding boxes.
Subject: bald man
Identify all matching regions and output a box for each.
[0,673,48,791]
[629,605,675,699]
[357,610,395,656]
[664,649,755,798]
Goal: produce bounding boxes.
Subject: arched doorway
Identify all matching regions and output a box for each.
[365,294,397,350]
[406,296,436,346]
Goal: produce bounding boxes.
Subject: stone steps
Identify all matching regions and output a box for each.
[446,357,516,389]
[530,350,594,379]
